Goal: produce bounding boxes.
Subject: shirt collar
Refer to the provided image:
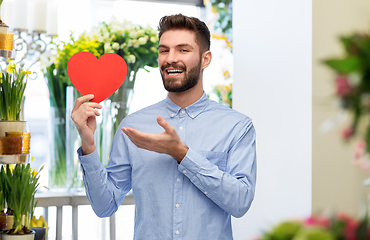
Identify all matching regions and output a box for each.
[165,92,210,119]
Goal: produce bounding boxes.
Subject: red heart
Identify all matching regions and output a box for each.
[67,52,127,103]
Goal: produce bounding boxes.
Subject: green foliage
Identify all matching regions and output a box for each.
[210,0,233,37]
[293,227,335,240]
[0,62,30,120]
[322,31,370,155]
[260,214,370,240]
[0,164,42,234]
[262,221,302,240]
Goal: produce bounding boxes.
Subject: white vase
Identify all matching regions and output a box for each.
[0,121,27,138]
[1,230,35,240]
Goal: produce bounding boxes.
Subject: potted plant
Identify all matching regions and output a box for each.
[0,60,31,138]
[0,163,42,239]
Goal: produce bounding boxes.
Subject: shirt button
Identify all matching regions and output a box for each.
[204,191,208,195]
[181,110,185,114]
[183,170,186,174]
[176,204,179,208]
[176,230,180,235]
[191,115,194,118]
[171,114,175,117]
[177,178,180,182]
[179,126,183,130]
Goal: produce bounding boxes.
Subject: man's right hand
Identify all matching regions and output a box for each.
[71,94,102,155]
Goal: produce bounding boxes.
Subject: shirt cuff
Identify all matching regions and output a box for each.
[178,148,205,177]
[77,147,102,173]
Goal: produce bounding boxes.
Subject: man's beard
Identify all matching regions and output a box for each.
[160,59,202,93]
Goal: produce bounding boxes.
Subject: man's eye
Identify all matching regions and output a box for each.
[181,49,188,52]
[159,49,168,53]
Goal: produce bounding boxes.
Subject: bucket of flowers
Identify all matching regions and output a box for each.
[0,163,43,239]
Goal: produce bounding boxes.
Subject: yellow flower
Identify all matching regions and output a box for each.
[127,54,136,63]
[6,62,16,74]
[22,69,31,77]
[4,164,15,173]
[223,70,230,80]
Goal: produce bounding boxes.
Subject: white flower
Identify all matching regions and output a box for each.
[137,29,145,37]
[132,40,140,48]
[103,32,110,41]
[138,36,148,45]
[348,72,361,87]
[120,43,127,49]
[128,54,136,63]
[129,31,138,39]
[127,40,133,47]
[112,42,120,50]
[150,36,157,43]
[104,42,112,52]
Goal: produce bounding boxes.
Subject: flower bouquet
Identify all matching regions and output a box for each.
[41,17,159,188]
[0,163,42,235]
[258,213,370,240]
[322,31,370,165]
[42,33,100,189]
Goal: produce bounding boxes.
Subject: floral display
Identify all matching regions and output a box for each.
[213,83,232,108]
[0,61,31,121]
[205,0,233,48]
[0,164,43,235]
[41,17,159,188]
[257,213,370,240]
[323,31,370,165]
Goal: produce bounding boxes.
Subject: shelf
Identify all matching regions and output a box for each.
[0,49,16,60]
[0,154,30,164]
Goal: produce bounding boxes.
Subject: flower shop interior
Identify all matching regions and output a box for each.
[1,0,370,239]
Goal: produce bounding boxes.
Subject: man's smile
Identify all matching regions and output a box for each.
[166,68,184,77]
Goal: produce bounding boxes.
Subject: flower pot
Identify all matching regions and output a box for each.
[0,211,13,231]
[31,227,46,240]
[0,121,30,164]
[1,230,35,240]
[0,121,27,138]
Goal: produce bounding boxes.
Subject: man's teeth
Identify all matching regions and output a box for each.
[167,69,183,75]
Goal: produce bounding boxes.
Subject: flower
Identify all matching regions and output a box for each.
[341,126,354,140]
[335,75,352,97]
[258,213,370,240]
[213,83,232,108]
[0,61,29,120]
[0,164,43,234]
[323,32,370,157]
[40,17,159,189]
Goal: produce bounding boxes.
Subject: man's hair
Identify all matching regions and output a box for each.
[158,14,211,54]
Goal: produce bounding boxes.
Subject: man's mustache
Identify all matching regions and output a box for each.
[161,63,186,71]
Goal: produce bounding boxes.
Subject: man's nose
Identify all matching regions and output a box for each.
[165,51,178,64]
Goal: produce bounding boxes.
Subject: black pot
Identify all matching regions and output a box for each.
[31,227,46,240]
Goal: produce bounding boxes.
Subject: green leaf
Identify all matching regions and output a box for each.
[322,56,362,74]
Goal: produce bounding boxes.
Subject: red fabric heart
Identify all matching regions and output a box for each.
[67,52,127,103]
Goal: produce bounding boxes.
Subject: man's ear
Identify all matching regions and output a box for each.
[201,50,212,70]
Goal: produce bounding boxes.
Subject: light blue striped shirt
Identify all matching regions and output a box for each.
[78,93,257,240]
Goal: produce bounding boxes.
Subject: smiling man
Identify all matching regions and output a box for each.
[71,14,257,240]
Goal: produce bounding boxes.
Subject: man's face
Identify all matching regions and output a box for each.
[158,30,202,93]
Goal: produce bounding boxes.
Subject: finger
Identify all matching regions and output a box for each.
[72,94,95,113]
[156,116,175,133]
[122,127,149,141]
[81,102,103,111]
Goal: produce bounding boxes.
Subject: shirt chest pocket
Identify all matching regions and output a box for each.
[198,150,228,172]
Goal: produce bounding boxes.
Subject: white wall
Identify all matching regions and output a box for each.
[232,1,312,239]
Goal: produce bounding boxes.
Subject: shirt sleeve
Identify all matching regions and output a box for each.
[178,119,257,218]
[78,126,132,218]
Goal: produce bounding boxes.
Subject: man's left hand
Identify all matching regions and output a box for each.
[121,116,188,162]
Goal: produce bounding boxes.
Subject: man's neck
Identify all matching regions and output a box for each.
[168,86,204,109]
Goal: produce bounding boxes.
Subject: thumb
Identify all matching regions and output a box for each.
[157,116,172,132]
